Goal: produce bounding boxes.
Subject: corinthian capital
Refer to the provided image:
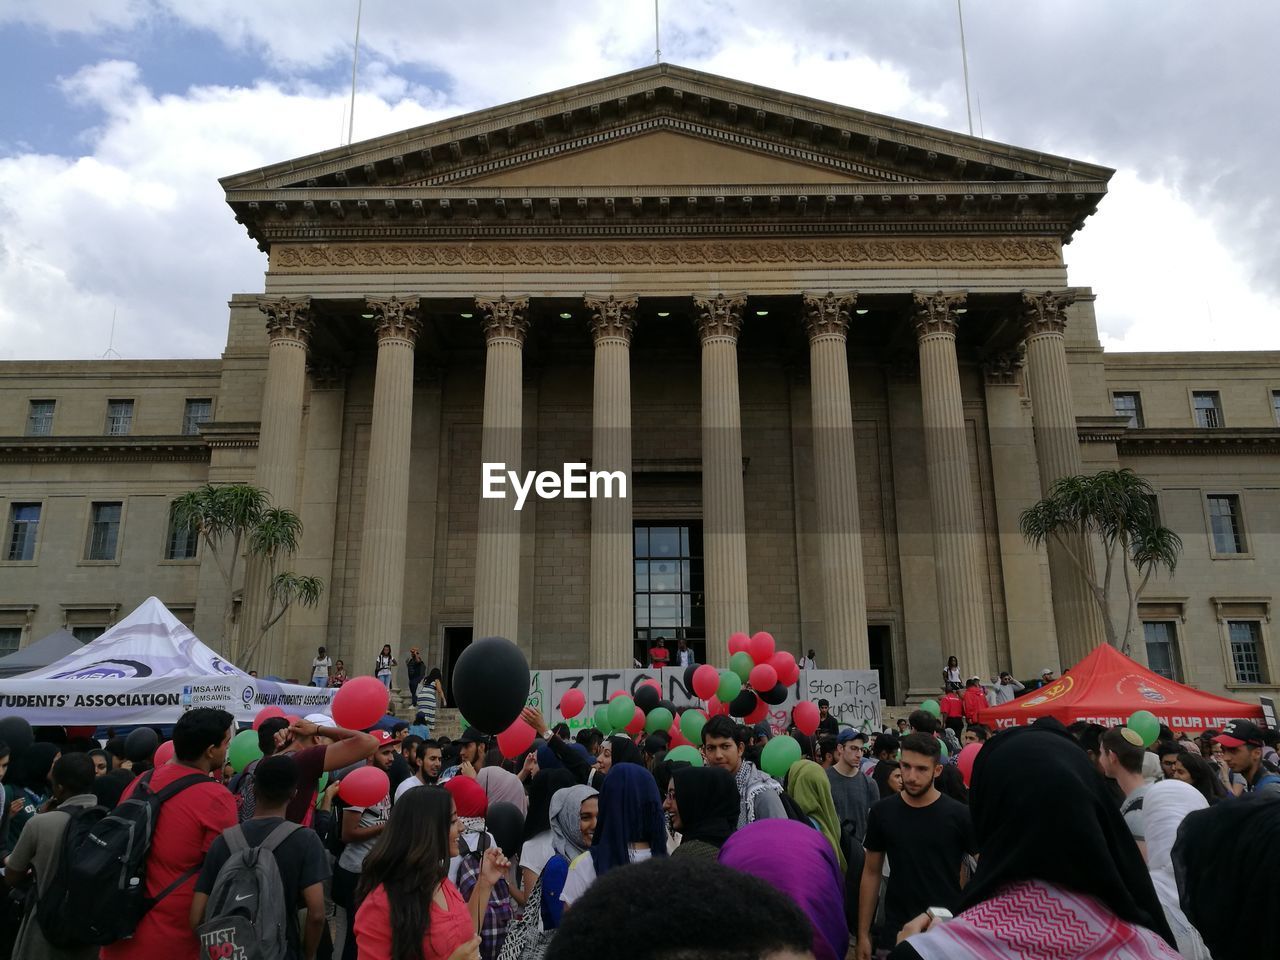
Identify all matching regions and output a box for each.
[366,295,422,343]
[693,293,747,343]
[258,296,313,344]
[1021,289,1076,337]
[476,295,530,344]
[584,294,638,344]
[912,290,967,339]
[802,291,856,340]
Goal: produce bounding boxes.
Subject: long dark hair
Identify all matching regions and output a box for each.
[356,786,453,960]
[1175,751,1230,804]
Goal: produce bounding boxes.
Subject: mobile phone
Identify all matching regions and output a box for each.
[926,907,954,924]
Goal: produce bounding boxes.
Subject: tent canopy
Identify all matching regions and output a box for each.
[981,644,1264,733]
[0,597,333,725]
[0,628,83,679]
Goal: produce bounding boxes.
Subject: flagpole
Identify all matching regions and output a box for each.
[348,0,363,145]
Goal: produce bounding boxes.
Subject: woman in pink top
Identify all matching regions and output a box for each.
[355,785,509,960]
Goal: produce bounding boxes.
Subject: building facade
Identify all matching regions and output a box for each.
[2,65,1277,703]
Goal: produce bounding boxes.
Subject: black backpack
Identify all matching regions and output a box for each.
[230,758,261,823]
[40,769,208,946]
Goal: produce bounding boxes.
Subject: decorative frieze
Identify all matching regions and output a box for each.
[271,237,1061,272]
[584,295,639,344]
[912,290,967,339]
[366,295,422,343]
[693,293,747,343]
[1021,289,1076,337]
[802,291,855,341]
[476,295,530,344]
[258,296,312,343]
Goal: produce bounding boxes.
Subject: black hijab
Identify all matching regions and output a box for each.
[964,724,1176,948]
[608,735,644,769]
[15,743,59,795]
[672,766,739,849]
[524,769,576,840]
[1173,792,1280,959]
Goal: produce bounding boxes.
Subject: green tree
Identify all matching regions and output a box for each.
[1019,469,1182,656]
[173,483,323,668]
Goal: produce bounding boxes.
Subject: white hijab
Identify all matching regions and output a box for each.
[1142,780,1211,960]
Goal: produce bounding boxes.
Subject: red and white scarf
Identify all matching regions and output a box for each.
[905,879,1181,960]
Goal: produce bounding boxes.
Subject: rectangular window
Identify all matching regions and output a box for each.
[1272,390,1280,425]
[5,503,41,562]
[105,399,134,436]
[1192,391,1223,428]
[1207,494,1246,554]
[0,627,20,657]
[165,503,199,560]
[634,522,704,665]
[86,502,123,560]
[182,398,213,436]
[26,400,55,436]
[1112,391,1144,428]
[1143,621,1182,681]
[71,626,103,644]
[1228,621,1266,684]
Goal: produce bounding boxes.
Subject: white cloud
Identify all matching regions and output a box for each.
[1066,170,1280,351]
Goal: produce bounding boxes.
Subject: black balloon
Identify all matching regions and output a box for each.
[452,636,530,735]
[634,683,660,713]
[124,726,159,763]
[729,689,758,717]
[0,716,33,755]
[682,664,698,695]
[759,683,789,705]
[486,801,526,857]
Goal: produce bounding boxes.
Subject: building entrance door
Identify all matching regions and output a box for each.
[442,625,473,705]
[868,624,895,704]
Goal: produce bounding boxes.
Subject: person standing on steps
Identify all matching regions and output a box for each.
[310,646,332,689]
[406,648,426,707]
[375,644,397,690]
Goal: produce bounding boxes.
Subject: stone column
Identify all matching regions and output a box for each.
[473,296,529,645]
[587,295,638,668]
[802,292,869,670]
[353,296,421,678]
[1021,290,1107,665]
[243,297,312,673]
[912,291,990,679]
[695,294,750,666]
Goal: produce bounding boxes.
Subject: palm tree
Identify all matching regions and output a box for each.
[173,483,323,667]
[1019,469,1182,656]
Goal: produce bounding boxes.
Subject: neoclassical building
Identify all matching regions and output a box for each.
[2,65,1277,703]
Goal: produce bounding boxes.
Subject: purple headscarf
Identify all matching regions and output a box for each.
[476,766,528,815]
[718,819,848,960]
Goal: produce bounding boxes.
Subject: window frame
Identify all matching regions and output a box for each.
[104,398,135,437]
[162,501,200,562]
[633,521,705,665]
[1189,389,1224,429]
[82,499,126,564]
[1226,620,1267,685]
[1203,491,1250,558]
[1111,390,1144,428]
[25,399,56,437]
[1271,388,1280,426]
[181,398,214,436]
[1141,619,1183,682]
[4,500,44,564]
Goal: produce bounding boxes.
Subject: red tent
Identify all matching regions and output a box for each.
[981,644,1265,733]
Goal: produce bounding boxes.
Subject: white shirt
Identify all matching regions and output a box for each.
[519,830,556,878]
[799,656,816,670]
[560,847,652,906]
[394,775,428,804]
[677,648,694,667]
[338,793,390,871]
[311,656,332,680]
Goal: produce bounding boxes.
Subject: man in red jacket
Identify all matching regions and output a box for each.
[961,677,987,726]
[938,688,964,736]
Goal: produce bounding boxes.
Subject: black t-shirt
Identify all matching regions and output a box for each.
[863,792,976,936]
[196,816,332,960]
[817,716,839,738]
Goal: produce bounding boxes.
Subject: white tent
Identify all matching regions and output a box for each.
[0,597,333,725]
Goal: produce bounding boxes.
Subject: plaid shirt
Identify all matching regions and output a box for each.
[456,834,515,960]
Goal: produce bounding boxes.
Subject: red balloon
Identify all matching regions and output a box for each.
[748,631,776,664]
[957,743,983,788]
[640,678,661,691]
[332,676,390,731]
[609,689,629,701]
[727,632,751,656]
[707,696,730,716]
[749,663,778,692]
[744,696,769,725]
[792,700,820,736]
[692,664,720,700]
[626,706,646,735]
[252,706,286,731]
[67,726,97,739]
[669,728,690,748]
[497,719,536,758]
[153,740,175,766]
[560,689,586,719]
[339,766,390,807]
[770,651,799,687]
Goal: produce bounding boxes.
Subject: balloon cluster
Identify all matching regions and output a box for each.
[689,631,802,729]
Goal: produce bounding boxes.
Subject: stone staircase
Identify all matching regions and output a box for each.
[388,687,463,739]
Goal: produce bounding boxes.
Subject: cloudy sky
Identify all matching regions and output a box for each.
[0,0,1276,360]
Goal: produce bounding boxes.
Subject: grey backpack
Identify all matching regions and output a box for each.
[196,821,300,960]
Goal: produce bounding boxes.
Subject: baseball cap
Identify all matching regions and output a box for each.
[837,729,866,744]
[456,727,489,746]
[372,730,396,747]
[1213,719,1264,748]
[1040,668,1054,676]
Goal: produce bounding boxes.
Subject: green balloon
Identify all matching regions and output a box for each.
[593,705,611,733]
[665,744,703,767]
[679,709,706,744]
[717,670,742,702]
[228,729,262,774]
[1128,710,1161,748]
[760,734,802,780]
[729,651,755,683]
[921,699,941,719]
[645,707,674,735]
[608,695,636,732]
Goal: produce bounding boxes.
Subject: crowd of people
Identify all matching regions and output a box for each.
[0,683,1275,960]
